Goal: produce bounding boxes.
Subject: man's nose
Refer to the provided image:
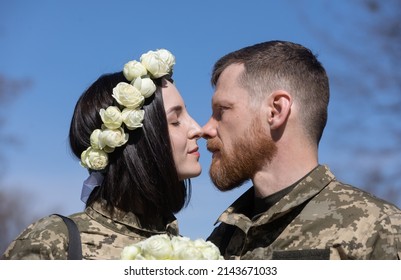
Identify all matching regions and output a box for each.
[201,118,217,139]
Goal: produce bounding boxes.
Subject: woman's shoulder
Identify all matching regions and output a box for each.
[2,213,84,260]
[15,214,70,241]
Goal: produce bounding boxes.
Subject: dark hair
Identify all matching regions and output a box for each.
[211,40,329,144]
[69,72,190,226]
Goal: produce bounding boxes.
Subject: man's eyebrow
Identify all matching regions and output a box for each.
[212,96,232,107]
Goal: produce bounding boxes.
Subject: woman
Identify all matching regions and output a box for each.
[2,49,202,259]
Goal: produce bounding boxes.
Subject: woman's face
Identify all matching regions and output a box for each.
[162,80,202,180]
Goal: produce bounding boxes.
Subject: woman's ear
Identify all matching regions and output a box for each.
[266,90,292,130]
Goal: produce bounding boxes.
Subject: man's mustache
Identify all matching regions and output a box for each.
[206,139,221,152]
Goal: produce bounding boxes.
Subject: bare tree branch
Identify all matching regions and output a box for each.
[294,0,401,205]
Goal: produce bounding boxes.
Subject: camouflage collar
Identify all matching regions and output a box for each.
[215,165,335,233]
[86,200,179,236]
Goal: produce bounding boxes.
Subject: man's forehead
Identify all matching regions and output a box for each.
[216,63,244,86]
[211,85,249,108]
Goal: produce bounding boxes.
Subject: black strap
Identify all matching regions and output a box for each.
[53,214,82,260]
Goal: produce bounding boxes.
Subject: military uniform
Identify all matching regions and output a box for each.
[208,165,401,260]
[2,200,179,260]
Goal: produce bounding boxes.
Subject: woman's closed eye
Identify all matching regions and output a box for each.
[171,120,181,126]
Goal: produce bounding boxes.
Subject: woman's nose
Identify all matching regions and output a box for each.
[188,119,203,139]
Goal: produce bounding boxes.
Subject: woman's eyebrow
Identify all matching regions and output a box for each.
[166,105,183,115]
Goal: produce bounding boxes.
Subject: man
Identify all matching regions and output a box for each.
[202,40,401,260]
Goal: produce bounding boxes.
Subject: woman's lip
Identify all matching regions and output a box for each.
[188,147,199,154]
[191,151,201,157]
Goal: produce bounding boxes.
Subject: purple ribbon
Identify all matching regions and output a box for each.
[80,172,104,203]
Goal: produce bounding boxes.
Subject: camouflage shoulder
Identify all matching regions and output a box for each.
[326,179,399,210]
[2,214,70,260]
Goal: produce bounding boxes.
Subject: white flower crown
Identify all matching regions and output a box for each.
[80,49,176,170]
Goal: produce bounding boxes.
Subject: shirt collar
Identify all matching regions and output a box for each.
[86,200,179,236]
[215,165,335,230]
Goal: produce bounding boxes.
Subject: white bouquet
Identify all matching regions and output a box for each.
[121,234,223,260]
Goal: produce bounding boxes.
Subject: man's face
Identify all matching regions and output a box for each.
[202,64,277,191]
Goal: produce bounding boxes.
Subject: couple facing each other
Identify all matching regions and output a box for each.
[3,40,401,260]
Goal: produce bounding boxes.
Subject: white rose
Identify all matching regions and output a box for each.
[141,234,174,260]
[102,145,115,154]
[112,82,144,109]
[156,49,175,69]
[171,236,191,251]
[123,60,147,81]
[121,244,142,260]
[99,106,123,129]
[174,243,204,260]
[80,147,108,170]
[98,126,128,149]
[122,108,144,130]
[140,50,170,78]
[89,129,102,150]
[170,236,192,259]
[134,254,146,260]
[132,76,156,98]
[193,239,223,260]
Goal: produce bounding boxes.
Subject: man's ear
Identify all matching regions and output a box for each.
[266,90,292,130]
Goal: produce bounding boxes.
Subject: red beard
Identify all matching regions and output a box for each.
[207,117,277,191]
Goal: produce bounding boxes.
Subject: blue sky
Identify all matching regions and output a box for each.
[1,0,400,241]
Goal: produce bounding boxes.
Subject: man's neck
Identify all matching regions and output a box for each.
[252,146,318,198]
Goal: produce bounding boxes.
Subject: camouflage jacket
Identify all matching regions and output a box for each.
[2,200,179,260]
[207,165,401,260]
